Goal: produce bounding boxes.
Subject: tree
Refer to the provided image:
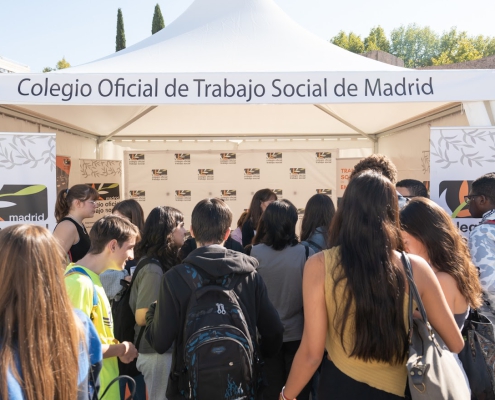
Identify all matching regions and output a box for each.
[42,57,70,73]
[152,3,165,34]
[56,57,71,69]
[390,24,439,68]
[364,26,390,53]
[432,27,483,65]
[330,31,364,54]
[116,8,126,52]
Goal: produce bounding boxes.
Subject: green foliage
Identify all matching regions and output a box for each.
[42,58,70,73]
[56,57,71,69]
[330,31,364,54]
[364,26,390,53]
[152,3,165,34]
[390,24,439,68]
[116,8,126,52]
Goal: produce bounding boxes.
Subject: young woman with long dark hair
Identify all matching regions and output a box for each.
[0,224,102,400]
[251,199,314,400]
[242,188,277,247]
[53,184,99,262]
[281,171,463,400]
[300,194,335,253]
[400,197,482,328]
[129,206,186,399]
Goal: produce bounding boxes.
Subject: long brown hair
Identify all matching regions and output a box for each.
[0,225,82,400]
[55,184,99,222]
[328,170,407,364]
[400,197,482,309]
[245,189,277,228]
[300,194,335,243]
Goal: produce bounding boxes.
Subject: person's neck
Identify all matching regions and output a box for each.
[75,253,110,275]
[196,241,225,248]
[67,211,84,225]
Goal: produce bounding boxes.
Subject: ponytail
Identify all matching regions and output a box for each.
[54,185,99,223]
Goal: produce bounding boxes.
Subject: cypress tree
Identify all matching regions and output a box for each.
[151,4,165,35]
[116,8,126,52]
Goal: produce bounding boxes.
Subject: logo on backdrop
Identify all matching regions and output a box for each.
[297,208,305,220]
[88,183,120,200]
[316,189,332,195]
[152,169,168,180]
[220,190,237,201]
[244,168,260,180]
[266,152,282,164]
[273,189,283,199]
[220,153,236,164]
[128,154,145,165]
[198,169,214,180]
[129,190,146,201]
[175,190,192,201]
[290,168,306,179]
[316,152,332,163]
[0,184,48,222]
[175,153,191,165]
[439,180,473,218]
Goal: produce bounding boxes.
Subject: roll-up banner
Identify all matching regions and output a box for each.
[56,155,71,192]
[78,159,122,230]
[0,132,57,230]
[124,149,337,231]
[430,127,495,236]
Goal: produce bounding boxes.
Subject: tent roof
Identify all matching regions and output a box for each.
[1,0,493,142]
[66,0,403,74]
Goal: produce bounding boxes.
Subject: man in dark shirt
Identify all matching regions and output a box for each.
[145,198,284,399]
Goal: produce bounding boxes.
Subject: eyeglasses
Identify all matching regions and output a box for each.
[464,195,481,203]
[86,200,97,205]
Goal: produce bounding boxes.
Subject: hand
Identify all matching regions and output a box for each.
[118,341,138,364]
[124,275,132,282]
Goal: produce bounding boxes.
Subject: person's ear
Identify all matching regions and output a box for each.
[107,239,118,253]
[223,228,231,242]
[189,226,195,238]
[479,195,488,206]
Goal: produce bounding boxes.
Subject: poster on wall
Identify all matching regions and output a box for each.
[124,149,337,232]
[79,159,122,230]
[56,156,71,192]
[430,127,495,235]
[0,133,57,230]
[336,157,362,206]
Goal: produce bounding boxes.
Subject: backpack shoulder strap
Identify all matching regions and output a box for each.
[65,267,98,321]
[306,240,323,252]
[481,220,495,225]
[175,264,204,292]
[303,244,310,260]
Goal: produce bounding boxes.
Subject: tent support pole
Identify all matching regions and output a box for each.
[313,104,377,143]
[484,101,495,125]
[97,106,158,144]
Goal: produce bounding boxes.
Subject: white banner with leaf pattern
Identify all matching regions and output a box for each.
[78,159,122,230]
[0,132,56,230]
[430,127,495,236]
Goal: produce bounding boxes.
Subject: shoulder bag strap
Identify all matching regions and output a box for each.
[481,220,495,225]
[400,252,433,341]
[303,244,310,260]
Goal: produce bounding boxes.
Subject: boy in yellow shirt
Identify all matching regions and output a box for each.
[65,215,139,399]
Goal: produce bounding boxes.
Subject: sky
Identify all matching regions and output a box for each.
[1,0,495,73]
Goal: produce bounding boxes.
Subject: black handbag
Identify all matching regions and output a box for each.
[458,308,495,400]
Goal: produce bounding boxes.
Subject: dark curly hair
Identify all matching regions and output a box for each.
[134,206,183,271]
[349,154,398,184]
[253,199,298,250]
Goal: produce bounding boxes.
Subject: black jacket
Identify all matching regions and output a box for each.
[144,245,284,398]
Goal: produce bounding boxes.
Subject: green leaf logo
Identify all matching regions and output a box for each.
[0,185,46,198]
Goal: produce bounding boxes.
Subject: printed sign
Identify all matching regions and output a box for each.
[175,153,191,164]
[290,168,306,179]
[220,153,236,164]
[266,152,282,164]
[152,169,168,180]
[244,168,260,179]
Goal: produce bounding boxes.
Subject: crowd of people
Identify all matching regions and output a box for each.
[1,153,494,400]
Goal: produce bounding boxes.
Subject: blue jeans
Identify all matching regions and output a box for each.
[119,373,146,400]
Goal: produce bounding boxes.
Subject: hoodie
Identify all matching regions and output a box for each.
[144,245,284,398]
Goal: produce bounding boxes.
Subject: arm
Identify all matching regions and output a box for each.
[283,253,327,399]
[53,220,79,254]
[145,271,181,354]
[101,342,138,363]
[254,273,284,357]
[134,265,163,326]
[409,254,464,353]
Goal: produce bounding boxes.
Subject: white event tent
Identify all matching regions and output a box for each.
[0,0,494,154]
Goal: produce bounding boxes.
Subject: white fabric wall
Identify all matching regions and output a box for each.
[377,111,469,182]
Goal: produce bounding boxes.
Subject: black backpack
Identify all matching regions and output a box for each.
[175,265,259,400]
[112,256,161,377]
